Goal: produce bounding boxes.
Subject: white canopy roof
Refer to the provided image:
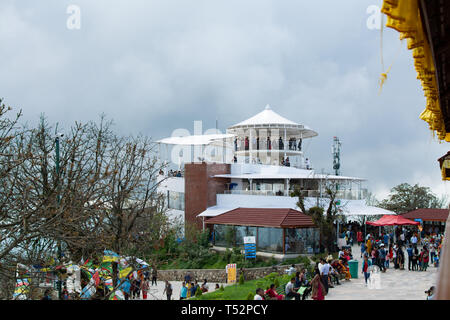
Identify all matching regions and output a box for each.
[228,105,318,138]
[157,133,234,146]
[198,196,395,218]
[230,105,298,127]
[198,206,238,217]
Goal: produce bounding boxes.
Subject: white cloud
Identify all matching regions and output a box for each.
[0,0,448,200]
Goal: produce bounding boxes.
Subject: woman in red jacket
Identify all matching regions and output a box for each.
[265,284,284,300]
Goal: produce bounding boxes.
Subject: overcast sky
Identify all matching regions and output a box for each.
[1,0,448,201]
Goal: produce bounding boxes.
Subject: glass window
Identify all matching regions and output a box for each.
[213,225,227,247]
[214,225,238,247]
[257,227,283,253]
[284,228,319,254]
[235,226,257,246]
[168,191,185,211]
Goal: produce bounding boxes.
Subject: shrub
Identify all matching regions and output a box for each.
[195,286,202,297]
[246,292,254,300]
[274,277,280,288]
[239,273,245,285]
[220,285,224,291]
[264,272,278,282]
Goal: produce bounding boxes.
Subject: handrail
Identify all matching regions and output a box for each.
[222,189,368,200]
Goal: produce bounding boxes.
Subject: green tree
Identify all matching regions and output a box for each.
[378,183,448,214]
[291,182,340,253]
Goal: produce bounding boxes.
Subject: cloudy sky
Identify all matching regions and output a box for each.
[1,0,448,201]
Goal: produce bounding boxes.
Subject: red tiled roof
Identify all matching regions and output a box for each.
[401,208,449,222]
[204,207,316,228]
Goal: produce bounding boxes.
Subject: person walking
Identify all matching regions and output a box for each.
[383,233,389,247]
[184,272,191,285]
[421,247,430,271]
[360,241,366,258]
[371,246,378,266]
[407,244,414,271]
[378,244,386,272]
[418,248,424,271]
[411,233,418,247]
[362,254,372,286]
[385,245,392,269]
[151,265,157,286]
[366,237,373,258]
[180,282,187,300]
[357,230,363,246]
[430,244,436,266]
[398,245,405,270]
[141,277,150,300]
[163,280,173,300]
[393,245,399,269]
[412,245,419,271]
[311,273,326,300]
[320,259,330,294]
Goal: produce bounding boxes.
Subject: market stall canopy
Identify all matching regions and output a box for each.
[335,200,396,217]
[366,214,420,226]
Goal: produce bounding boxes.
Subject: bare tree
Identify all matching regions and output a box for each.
[1,105,169,299]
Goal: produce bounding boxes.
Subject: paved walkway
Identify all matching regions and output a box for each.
[131,244,437,300]
[133,281,229,300]
[325,245,438,300]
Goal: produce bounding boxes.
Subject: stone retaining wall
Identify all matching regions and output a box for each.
[156,263,307,283]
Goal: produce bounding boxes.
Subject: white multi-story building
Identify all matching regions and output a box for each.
[157,105,393,258]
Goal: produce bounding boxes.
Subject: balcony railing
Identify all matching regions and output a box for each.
[223,189,367,200]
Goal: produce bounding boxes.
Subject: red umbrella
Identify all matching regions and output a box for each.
[366,215,420,226]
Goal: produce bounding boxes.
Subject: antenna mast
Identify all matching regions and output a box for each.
[332,136,341,176]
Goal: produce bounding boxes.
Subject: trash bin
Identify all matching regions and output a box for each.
[348,260,358,279]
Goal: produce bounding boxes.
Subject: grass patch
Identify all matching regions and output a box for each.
[191,273,292,300]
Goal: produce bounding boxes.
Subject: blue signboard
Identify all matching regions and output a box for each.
[244,236,256,259]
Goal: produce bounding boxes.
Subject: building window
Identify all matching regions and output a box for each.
[167,191,185,211]
[257,227,283,253]
[214,225,237,247]
[285,228,320,254]
[235,226,257,246]
[214,225,227,247]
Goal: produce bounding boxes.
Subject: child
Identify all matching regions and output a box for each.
[434,253,439,268]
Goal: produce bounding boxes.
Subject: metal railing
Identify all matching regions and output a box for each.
[223,189,367,200]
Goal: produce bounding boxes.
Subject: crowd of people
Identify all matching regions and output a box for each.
[234,136,303,152]
[254,247,354,301]
[178,273,211,300]
[168,169,183,177]
[355,227,444,288]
